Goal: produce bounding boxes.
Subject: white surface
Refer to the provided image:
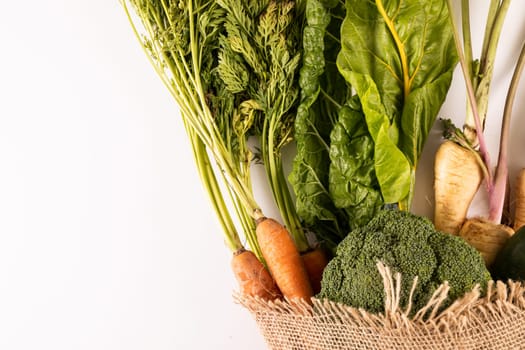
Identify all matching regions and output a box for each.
[0,2,523,350]
[0,1,265,349]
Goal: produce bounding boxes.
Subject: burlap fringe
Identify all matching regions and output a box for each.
[235,262,525,350]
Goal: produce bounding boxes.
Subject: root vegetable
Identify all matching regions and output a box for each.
[301,248,330,295]
[256,217,313,302]
[231,249,281,300]
[459,217,514,266]
[434,140,483,235]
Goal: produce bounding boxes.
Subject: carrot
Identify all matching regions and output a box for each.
[434,140,483,235]
[231,248,281,300]
[514,168,525,230]
[301,248,329,295]
[255,217,313,302]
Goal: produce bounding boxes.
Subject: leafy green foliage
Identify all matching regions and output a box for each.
[329,101,383,229]
[289,0,349,249]
[319,210,491,314]
[215,0,311,249]
[337,0,457,205]
[217,0,302,142]
[291,0,457,249]
[341,72,412,203]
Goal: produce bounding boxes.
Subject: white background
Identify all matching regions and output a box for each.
[0,1,523,350]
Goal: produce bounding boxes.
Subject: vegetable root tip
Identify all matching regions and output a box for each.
[253,208,266,223]
[255,216,268,226]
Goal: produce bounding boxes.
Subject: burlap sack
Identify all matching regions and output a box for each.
[237,263,525,350]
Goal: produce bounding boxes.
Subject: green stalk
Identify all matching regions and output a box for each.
[123,1,266,261]
[188,125,243,252]
[261,101,309,252]
[446,0,492,183]
[275,155,309,251]
[461,0,473,78]
[464,0,511,144]
[125,1,262,218]
[478,0,510,115]
[480,0,504,65]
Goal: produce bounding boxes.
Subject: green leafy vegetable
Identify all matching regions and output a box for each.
[122,0,266,259]
[341,72,412,204]
[328,100,383,229]
[216,0,310,251]
[337,0,458,208]
[290,0,349,249]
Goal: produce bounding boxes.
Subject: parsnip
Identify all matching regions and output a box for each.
[434,140,483,235]
[459,217,514,266]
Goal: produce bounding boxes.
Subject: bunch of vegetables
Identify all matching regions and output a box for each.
[123,0,322,303]
[122,0,524,317]
[433,0,525,276]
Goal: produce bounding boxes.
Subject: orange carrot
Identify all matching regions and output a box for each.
[231,248,281,300]
[255,217,313,302]
[301,248,329,295]
[514,168,525,230]
[434,140,483,235]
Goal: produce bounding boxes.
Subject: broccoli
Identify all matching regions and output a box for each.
[318,210,491,314]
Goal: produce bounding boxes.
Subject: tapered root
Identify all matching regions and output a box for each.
[256,218,313,303]
[231,249,281,300]
[434,141,483,235]
[301,248,330,295]
[459,218,514,266]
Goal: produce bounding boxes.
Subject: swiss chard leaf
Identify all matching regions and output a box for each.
[290,0,349,249]
[339,71,412,203]
[337,0,457,167]
[329,103,383,229]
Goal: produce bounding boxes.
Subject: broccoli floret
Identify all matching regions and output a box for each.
[428,232,492,302]
[318,210,491,314]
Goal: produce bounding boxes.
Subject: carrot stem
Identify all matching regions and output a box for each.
[123,1,263,220]
[189,126,243,252]
[261,102,309,253]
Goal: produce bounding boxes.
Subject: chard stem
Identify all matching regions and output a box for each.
[375,0,411,99]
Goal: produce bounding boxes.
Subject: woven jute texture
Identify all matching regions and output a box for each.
[236,264,525,350]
